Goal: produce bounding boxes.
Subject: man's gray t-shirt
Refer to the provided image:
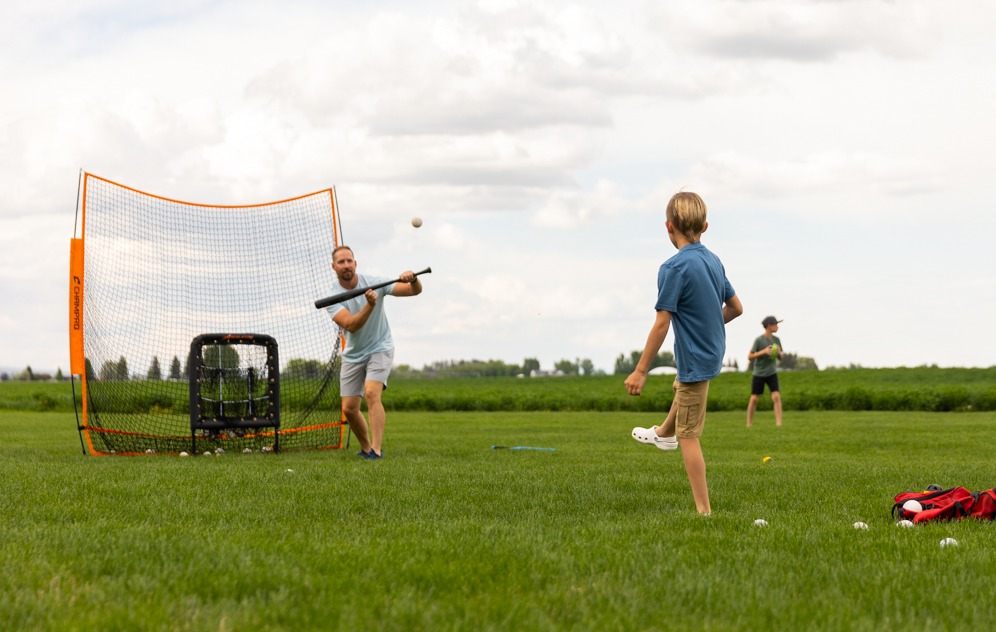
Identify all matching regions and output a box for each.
[326,274,396,363]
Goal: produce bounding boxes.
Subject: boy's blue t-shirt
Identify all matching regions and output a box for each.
[325,274,396,363]
[655,242,735,383]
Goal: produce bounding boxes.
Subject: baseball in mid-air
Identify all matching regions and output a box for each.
[412,217,423,228]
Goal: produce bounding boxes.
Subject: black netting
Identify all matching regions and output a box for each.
[76,174,346,454]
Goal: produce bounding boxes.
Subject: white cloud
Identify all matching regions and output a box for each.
[531,178,629,228]
[2,0,996,373]
[649,0,940,62]
[687,150,944,210]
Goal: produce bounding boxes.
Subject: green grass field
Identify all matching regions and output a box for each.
[3,408,995,630]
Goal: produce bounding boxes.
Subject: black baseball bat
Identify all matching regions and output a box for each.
[315,267,431,309]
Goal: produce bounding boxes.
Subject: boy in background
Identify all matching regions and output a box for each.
[625,191,743,515]
[747,316,783,428]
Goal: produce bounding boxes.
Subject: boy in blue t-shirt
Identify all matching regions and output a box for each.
[625,192,743,515]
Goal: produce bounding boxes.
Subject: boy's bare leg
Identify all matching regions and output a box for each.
[679,436,710,514]
[772,391,783,427]
[746,394,758,427]
[657,397,679,438]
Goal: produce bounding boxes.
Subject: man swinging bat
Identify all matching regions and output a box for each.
[325,245,425,459]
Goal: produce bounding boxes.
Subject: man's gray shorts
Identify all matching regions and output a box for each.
[340,349,395,398]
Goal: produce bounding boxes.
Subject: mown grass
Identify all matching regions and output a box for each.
[4,365,996,413]
[2,409,995,630]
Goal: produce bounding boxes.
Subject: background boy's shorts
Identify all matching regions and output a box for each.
[751,373,780,396]
[340,349,395,398]
[673,379,710,439]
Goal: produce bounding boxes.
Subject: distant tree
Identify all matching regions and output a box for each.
[284,358,323,379]
[780,352,797,370]
[614,353,632,374]
[99,360,119,381]
[796,356,819,371]
[169,356,182,380]
[55,367,65,381]
[522,358,541,375]
[613,351,675,374]
[554,359,579,375]
[579,358,595,376]
[100,357,130,380]
[420,359,523,378]
[203,345,239,369]
[147,356,162,380]
[0,372,9,381]
[85,358,96,380]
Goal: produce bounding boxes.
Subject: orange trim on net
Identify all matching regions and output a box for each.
[83,172,334,209]
[329,187,340,247]
[85,427,188,439]
[69,239,85,375]
[83,425,97,454]
[86,423,345,439]
[79,176,90,447]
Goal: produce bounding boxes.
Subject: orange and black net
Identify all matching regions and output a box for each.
[69,172,347,455]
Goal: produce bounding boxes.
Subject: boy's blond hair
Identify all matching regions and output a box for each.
[666,192,708,238]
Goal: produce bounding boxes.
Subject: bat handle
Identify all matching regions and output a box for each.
[402,267,432,283]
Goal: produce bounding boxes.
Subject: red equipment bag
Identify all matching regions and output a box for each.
[892,487,975,524]
[969,489,996,519]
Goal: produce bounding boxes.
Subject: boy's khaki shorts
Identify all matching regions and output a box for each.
[673,379,710,439]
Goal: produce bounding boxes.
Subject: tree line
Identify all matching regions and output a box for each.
[2,349,820,382]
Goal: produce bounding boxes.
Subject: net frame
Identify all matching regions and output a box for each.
[69,171,347,455]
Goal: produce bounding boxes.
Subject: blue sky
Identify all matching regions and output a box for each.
[2,0,994,375]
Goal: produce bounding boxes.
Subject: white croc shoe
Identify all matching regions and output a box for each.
[631,426,679,451]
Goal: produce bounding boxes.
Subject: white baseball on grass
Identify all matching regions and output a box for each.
[754,519,768,527]
[179,451,189,457]
[939,537,959,548]
[897,520,914,528]
[853,522,869,530]
[411,217,423,228]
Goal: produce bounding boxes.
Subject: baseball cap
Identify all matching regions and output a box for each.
[761,316,782,327]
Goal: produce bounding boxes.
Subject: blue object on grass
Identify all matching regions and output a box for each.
[490,445,556,451]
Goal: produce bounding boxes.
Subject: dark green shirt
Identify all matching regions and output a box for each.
[751,335,781,377]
